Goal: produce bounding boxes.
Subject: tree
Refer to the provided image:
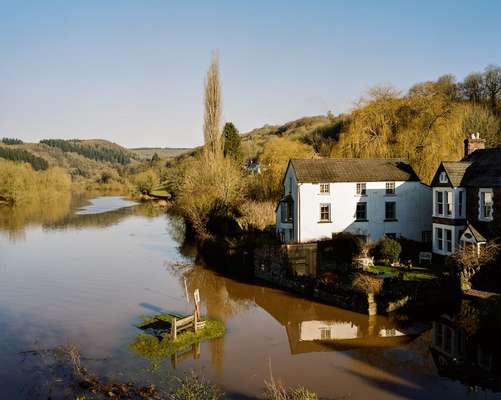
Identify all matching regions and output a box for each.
[150,152,160,165]
[461,72,485,103]
[452,241,500,291]
[484,65,501,113]
[222,122,242,160]
[203,52,222,161]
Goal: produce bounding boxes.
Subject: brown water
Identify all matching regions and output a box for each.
[0,195,499,399]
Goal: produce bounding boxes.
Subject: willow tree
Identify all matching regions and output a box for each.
[203,52,223,161]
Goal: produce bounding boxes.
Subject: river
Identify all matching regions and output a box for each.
[0,194,499,399]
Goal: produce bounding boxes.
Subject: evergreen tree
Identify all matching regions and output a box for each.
[222,122,242,160]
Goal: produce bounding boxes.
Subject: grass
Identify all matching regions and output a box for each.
[130,313,225,362]
[366,264,438,281]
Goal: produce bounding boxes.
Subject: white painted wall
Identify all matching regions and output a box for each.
[297,180,431,243]
[276,164,432,244]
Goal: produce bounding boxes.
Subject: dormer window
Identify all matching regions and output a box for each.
[439,172,448,184]
[319,183,330,194]
[479,189,493,221]
[385,182,395,195]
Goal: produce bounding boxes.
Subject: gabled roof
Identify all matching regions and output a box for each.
[437,149,501,187]
[462,223,487,243]
[441,161,472,187]
[289,158,419,183]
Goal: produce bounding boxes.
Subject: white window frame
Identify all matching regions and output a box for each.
[356,182,367,196]
[319,203,331,222]
[439,171,448,184]
[434,189,453,217]
[436,227,443,251]
[479,188,493,221]
[319,183,330,194]
[458,189,465,218]
[385,182,396,195]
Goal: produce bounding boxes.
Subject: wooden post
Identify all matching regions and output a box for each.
[184,278,189,303]
[194,309,198,333]
[171,317,177,340]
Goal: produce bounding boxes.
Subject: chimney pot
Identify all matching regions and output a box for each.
[464,133,486,158]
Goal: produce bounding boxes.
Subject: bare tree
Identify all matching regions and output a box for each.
[452,240,500,291]
[203,52,223,161]
[461,72,485,103]
[484,65,501,113]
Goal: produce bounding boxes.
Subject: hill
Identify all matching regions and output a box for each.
[0,139,137,182]
[129,147,191,160]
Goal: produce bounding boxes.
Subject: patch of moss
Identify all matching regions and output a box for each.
[131,314,225,362]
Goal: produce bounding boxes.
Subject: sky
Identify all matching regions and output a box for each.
[0,1,500,148]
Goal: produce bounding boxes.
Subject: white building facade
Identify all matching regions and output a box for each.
[276,159,432,244]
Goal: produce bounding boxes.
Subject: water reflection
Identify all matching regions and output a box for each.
[430,301,501,392]
[181,266,419,356]
[0,194,164,241]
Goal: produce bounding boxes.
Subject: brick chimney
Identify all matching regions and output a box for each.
[464,132,486,158]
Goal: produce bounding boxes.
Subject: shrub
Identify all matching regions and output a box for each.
[237,200,276,231]
[330,232,364,263]
[177,156,244,239]
[132,170,159,194]
[373,238,402,264]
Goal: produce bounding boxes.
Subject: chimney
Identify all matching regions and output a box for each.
[464,132,486,158]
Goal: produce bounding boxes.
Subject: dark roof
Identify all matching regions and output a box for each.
[439,149,501,187]
[462,149,501,186]
[442,162,472,187]
[289,158,419,183]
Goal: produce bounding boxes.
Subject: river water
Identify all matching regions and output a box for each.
[0,194,499,399]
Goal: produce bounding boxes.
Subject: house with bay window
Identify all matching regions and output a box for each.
[431,133,501,256]
[276,158,432,243]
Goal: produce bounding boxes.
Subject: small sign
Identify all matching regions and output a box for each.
[194,289,200,305]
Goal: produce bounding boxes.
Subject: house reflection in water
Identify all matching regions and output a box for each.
[430,303,500,392]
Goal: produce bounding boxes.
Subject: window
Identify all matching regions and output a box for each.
[436,227,443,250]
[289,229,294,241]
[319,327,331,340]
[288,177,292,194]
[356,202,367,221]
[439,172,448,184]
[356,183,366,196]
[319,183,330,194]
[436,191,443,215]
[446,229,452,253]
[319,204,331,222]
[385,201,396,220]
[458,190,464,217]
[422,231,432,243]
[385,182,395,195]
[479,189,493,220]
[435,190,452,217]
[280,199,293,223]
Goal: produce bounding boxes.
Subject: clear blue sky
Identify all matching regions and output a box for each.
[1,0,500,148]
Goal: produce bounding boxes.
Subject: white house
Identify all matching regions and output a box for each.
[275,158,432,243]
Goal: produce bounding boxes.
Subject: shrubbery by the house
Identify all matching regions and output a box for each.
[373,238,402,264]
